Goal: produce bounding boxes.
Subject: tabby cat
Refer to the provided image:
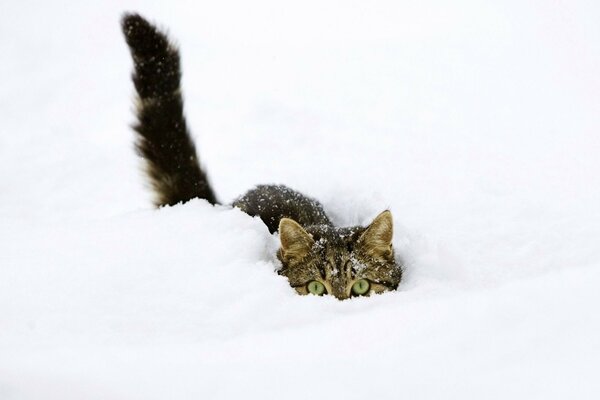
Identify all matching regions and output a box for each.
[121,13,402,299]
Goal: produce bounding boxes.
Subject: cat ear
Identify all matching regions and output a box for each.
[279,218,314,262]
[358,210,393,259]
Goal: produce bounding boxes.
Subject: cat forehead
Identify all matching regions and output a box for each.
[305,225,365,247]
[300,227,367,265]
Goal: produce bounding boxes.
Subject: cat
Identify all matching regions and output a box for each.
[121,13,402,299]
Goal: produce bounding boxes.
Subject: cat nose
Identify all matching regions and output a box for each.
[332,289,350,301]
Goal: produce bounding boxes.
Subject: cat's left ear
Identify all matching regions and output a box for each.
[279,218,315,262]
[358,210,393,259]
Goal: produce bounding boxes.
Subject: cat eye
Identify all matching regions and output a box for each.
[351,279,370,296]
[307,281,326,296]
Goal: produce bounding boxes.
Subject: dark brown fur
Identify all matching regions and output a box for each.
[122,14,217,206]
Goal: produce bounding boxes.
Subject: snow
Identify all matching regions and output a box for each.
[1,0,600,398]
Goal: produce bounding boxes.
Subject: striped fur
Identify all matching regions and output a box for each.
[122,13,217,206]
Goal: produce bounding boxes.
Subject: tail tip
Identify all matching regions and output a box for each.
[121,12,155,44]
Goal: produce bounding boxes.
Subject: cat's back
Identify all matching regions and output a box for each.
[233,185,332,233]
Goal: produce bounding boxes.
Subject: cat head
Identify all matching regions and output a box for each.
[277,210,402,300]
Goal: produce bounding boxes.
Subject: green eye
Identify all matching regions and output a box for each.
[307,281,326,296]
[352,279,370,296]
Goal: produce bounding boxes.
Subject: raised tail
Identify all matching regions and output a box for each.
[121,13,217,206]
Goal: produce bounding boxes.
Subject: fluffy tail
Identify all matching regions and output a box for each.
[121,13,217,206]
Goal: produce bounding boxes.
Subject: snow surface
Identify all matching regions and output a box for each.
[1,0,600,398]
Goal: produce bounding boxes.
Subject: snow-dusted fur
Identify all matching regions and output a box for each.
[122,14,218,206]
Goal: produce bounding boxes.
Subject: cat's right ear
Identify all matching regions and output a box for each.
[358,210,394,260]
[279,218,314,262]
